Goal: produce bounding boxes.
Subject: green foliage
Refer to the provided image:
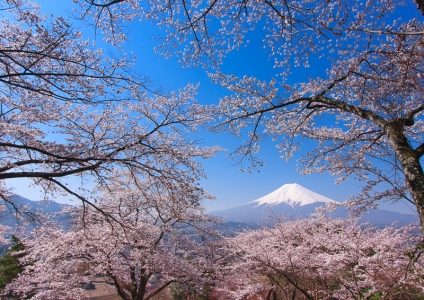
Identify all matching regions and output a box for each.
[0,235,26,292]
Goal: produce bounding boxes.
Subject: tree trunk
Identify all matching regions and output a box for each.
[135,275,149,300]
[266,288,277,300]
[109,273,132,300]
[384,123,424,231]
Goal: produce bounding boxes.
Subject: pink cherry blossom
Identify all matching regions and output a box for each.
[74,0,424,230]
[5,178,223,300]
[222,215,424,300]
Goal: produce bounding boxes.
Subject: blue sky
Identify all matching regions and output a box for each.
[7,0,419,215]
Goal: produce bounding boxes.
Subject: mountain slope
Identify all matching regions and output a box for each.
[212,184,419,228]
[251,183,336,207]
[1,195,70,228]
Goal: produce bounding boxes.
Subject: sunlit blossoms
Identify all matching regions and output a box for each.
[1,1,424,299]
[222,215,424,299]
[75,0,424,229]
[5,179,222,300]
[0,1,221,218]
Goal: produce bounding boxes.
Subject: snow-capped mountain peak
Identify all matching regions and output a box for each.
[250,183,336,207]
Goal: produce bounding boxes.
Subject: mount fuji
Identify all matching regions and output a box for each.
[252,183,336,207]
[211,183,418,229]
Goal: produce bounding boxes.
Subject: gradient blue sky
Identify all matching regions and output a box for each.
[7,0,419,215]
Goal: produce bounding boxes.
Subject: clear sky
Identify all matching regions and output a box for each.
[7,0,419,216]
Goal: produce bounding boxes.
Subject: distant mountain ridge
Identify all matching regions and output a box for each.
[1,195,70,228]
[2,190,418,233]
[212,184,419,229]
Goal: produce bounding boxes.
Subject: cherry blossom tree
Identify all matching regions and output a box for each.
[74,0,424,229]
[1,3,222,296]
[5,178,223,300]
[221,215,424,300]
[0,0,221,217]
[0,224,9,245]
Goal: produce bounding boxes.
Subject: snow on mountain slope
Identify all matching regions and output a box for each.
[250,183,336,207]
[211,184,418,229]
